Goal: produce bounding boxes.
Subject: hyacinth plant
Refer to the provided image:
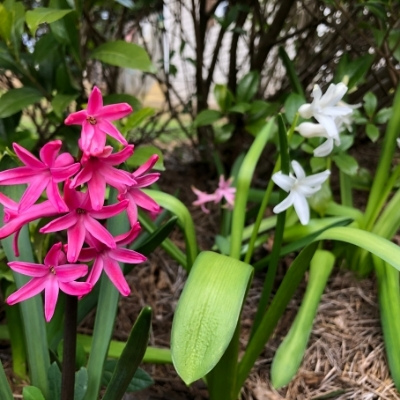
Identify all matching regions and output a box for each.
[0,86,171,400]
[165,79,400,400]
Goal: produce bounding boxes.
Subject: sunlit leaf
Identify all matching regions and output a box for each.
[171,251,253,384]
[26,8,73,35]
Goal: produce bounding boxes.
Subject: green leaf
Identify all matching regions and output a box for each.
[47,362,61,400]
[143,189,198,270]
[102,307,152,400]
[26,8,73,35]
[134,216,178,257]
[278,46,304,97]
[284,93,305,124]
[22,386,45,400]
[332,153,359,176]
[193,109,222,127]
[171,251,253,385]
[271,250,335,388]
[74,368,88,400]
[91,41,154,72]
[52,93,78,118]
[374,257,400,391]
[228,103,251,113]
[0,88,43,118]
[126,145,164,171]
[316,227,400,272]
[122,107,155,133]
[375,107,392,124]
[214,84,233,112]
[236,71,259,103]
[363,92,377,118]
[0,359,14,400]
[0,4,12,42]
[103,93,141,111]
[102,362,153,392]
[366,122,380,142]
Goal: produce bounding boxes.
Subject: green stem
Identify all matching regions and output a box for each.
[339,170,353,207]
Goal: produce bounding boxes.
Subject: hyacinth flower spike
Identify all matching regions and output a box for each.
[0,141,80,212]
[298,83,352,138]
[118,154,161,225]
[71,145,136,210]
[272,160,330,225]
[6,242,91,321]
[78,222,146,296]
[40,183,128,262]
[64,86,132,155]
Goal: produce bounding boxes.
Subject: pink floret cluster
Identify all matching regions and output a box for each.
[0,86,161,321]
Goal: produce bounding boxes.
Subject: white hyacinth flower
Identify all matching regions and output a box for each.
[296,122,340,157]
[272,160,330,225]
[298,83,353,138]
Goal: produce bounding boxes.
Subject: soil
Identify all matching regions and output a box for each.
[1,138,400,399]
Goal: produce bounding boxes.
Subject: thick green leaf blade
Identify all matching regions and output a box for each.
[22,386,45,400]
[102,307,152,400]
[316,227,400,271]
[0,88,42,118]
[91,41,154,72]
[26,8,73,35]
[0,359,14,400]
[230,118,275,259]
[271,250,335,388]
[171,251,253,384]
[374,256,400,391]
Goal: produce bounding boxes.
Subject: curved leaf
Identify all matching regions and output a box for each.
[91,41,154,72]
[0,88,42,118]
[171,251,253,384]
[26,8,73,35]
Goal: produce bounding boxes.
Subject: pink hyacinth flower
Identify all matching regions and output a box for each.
[70,145,136,210]
[118,154,161,225]
[40,183,129,263]
[192,175,236,213]
[214,176,236,209]
[0,193,59,255]
[78,222,146,296]
[191,187,217,214]
[0,141,80,212]
[64,86,132,155]
[6,242,91,321]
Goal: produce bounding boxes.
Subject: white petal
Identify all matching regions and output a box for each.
[273,191,295,214]
[314,114,338,138]
[323,106,352,116]
[296,122,328,138]
[314,138,334,157]
[292,191,310,225]
[291,160,306,180]
[312,85,322,101]
[397,138,400,149]
[301,170,330,187]
[272,172,295,192]
[298,104,313,119]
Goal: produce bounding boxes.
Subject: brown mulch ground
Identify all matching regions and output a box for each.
[2,139,400,399]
